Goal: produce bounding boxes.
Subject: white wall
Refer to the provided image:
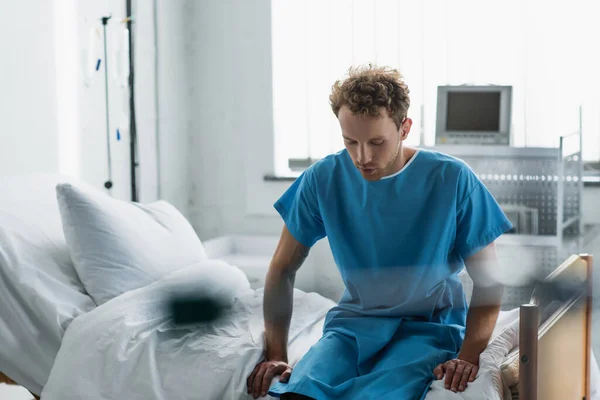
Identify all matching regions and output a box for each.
[131,0,192,217]
[187,0,282,239]
[185,0,305,239]
[133,0,160,203]
[0,0,60,176]
[154,0,193,216]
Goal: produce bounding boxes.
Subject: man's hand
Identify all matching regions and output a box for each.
[432,242,501,393]
[247,360,292,399]
[433,358,479,393]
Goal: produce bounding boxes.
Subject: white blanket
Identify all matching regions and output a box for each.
[0,174,97,395]
[41,264,333,400]
[42,264,518,400]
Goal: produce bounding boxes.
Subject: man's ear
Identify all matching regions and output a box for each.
[400,118,413,140]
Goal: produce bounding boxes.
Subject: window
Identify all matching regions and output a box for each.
[271,0,600,176]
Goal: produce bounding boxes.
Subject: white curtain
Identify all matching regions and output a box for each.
[271,0,600,175]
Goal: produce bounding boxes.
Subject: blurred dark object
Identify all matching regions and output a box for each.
[169,295,227,325]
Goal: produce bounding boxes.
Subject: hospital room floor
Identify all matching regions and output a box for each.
[1,228,600,399]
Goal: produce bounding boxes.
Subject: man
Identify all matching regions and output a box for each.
[247,65,512,399]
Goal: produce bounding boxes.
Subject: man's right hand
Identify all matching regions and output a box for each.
[246,360,292,399]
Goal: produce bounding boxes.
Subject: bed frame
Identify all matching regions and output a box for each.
[0,254,594,400]
[517,253,594,400]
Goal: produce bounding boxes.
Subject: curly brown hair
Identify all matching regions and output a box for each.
[329,64,410,129]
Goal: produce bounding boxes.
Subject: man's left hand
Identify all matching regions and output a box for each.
[433,358,479,393]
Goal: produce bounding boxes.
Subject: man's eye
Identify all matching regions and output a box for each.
[371,140,384,145]
[345,139,357,145]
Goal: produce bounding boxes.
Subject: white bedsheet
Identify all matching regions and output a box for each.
[41,265,522,400]
[426,308,520,400]
[41,265,333,400]
[0,174,96,395]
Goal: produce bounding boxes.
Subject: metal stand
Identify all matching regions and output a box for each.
[101,16,113,193]
[98,12,138,201]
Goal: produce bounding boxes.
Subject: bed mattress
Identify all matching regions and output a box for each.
[41,263,524,400]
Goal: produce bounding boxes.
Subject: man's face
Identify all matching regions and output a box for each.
[338,106,411,181]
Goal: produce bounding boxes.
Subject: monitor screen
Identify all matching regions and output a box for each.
[446,91,501,131]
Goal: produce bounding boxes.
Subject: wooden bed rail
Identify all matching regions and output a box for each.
[519,253,593,400]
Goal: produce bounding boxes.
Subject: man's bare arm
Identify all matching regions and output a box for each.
[434,242,504,392]
[263,225,310,362]
[458,242,504,364]
[247,226,310,398]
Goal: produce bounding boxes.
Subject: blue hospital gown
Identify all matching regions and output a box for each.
[268,148,512,400]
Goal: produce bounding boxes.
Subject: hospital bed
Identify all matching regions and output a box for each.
[0,174,597,400]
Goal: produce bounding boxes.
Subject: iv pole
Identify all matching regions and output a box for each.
[101,15,113,193]
[98,12,139,200]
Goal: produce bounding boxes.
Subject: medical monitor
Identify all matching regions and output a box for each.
[435,85,512,145]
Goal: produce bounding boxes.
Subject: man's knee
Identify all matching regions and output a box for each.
[281,393,315,400]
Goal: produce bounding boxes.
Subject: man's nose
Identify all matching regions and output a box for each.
[357,145,372,164]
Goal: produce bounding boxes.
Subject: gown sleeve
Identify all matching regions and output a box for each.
[274,168,326,247]
[455,165,513,260]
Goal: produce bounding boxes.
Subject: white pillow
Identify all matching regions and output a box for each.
[162,259,252,308]
[0,174,96,396]
[56,182,208,305]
